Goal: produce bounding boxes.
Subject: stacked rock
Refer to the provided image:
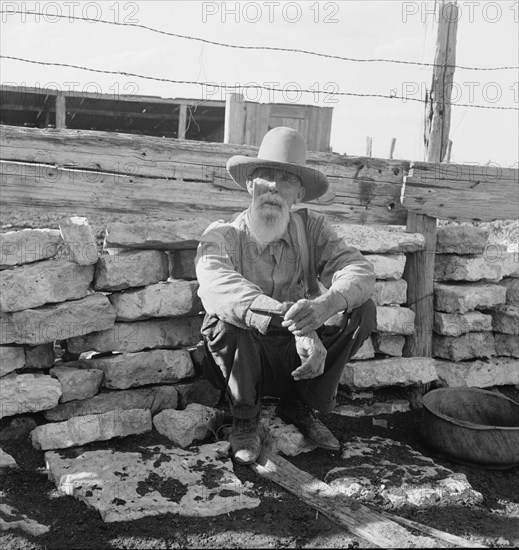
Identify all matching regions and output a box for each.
[0,221,112,429]
[433,225,518,387]
[0,218,222,452]
[334,225,438,391]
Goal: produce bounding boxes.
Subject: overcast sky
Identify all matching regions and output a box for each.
[1,0,518,166]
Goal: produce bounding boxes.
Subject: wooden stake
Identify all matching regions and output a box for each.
[404,0,458,357]
[224,93,246,145]
[55,93,66,129]
[178,104,187,140]
[366,136,372,157]
[389,138,396,159]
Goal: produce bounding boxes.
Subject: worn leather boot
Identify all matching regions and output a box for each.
[229,414,262,465]
[276,400,340,451]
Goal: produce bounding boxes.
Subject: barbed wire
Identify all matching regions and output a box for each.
[1,10,518,71]
[2,55,518,111]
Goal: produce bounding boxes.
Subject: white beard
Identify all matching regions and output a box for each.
[248,195,290,245]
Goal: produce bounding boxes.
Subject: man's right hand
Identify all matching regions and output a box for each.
[291,331,327,381]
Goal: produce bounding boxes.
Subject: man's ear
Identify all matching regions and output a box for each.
[295,185,306,204]
[246,178,254,196]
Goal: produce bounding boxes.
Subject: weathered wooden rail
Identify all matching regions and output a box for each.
[1,124,517,358]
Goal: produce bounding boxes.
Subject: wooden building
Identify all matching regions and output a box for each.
[0,85,333,152]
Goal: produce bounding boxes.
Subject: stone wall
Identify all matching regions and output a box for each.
[432,225,518,388]
[1,217,517,451]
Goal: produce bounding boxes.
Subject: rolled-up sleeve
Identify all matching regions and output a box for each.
[308,213,375,311]
[195,222,281,333]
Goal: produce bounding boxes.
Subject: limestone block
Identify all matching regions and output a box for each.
[340,357,437,389]
[436,357,519,387]
[153,404,223,448]
[0,229,62,269]
[175,377,222,409]
[436,225,489,255]
[332,225,425,254]
[64,349,194,390]
[0,373,62,419]
[501,278,519,306]
[501,251,519,278]
[104,219,212,250]
[58,216,98,265]
[0,294,116,345]
[109,280,202,321]
[373,334,405,357]
[373,280,407,306]
[65,315,202,354]
[31,408,151,450]
[365,255,406,280]
[0,345,25,377]
[44,386,178,422]
[0,503,49,536]
[433,332,496,361]
[494,334,519,357]
[24,343,55,369]
[94,250,169,291]
[44,441,259,521]
[491,305,519,334]
[375,306,415,335]
[351,337,375,360]
[0,448,17,471]
[434,283,506,314]
[0,260,94,313]
[434,311,492,337]
[435,254,502,282]
[168,249,197,280]
[50,365,103,402]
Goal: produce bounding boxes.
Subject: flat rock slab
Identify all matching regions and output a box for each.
[495,333,519,357]
[434,283,506,314]
[104,219,212,250]
[433,332,496,361]
[0,345,25,377]
[436,225,489,255]
[375,306,415,335]
[434,311,492,336]
[0,229,62,269]
[44,441,260,522]
[373,280,407,306]
[501,277,519,306]
[333,400,410,418]
[333,225,425,254]
[324,436,483,509]
[365,254,406,280]
[436,357,519,387]
[58,216,98,265]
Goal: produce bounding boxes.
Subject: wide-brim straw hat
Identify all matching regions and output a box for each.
[226,126,329,202]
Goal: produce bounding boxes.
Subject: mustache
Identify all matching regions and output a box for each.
[256,195,285,207]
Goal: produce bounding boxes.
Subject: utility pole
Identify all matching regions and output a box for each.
[403,0,459,357]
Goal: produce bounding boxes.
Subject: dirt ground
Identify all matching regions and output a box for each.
[1,211,518,549]
[1,386,518,550]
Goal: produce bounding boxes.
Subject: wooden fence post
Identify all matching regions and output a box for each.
[55,93,66,129]
[224,93,246,145]
[404,0,459,357]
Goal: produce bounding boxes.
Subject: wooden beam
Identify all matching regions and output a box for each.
[251,448,485,548]
[404,0,459,358]
[402,162,519,221]
[0,159,407,225]
[178,104,187,139]
[55,93,66,129]
[224,93,246,145]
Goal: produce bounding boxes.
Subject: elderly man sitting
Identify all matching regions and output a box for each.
[195,127,376,464]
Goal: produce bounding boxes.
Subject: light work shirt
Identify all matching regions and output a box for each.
[195,207,375,334]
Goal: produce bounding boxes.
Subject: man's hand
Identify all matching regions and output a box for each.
[291,331,327,380]
[282,290,348,336]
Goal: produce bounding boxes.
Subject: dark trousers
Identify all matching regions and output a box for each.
[201,299,377,419]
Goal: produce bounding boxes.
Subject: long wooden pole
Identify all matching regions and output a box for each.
[403,0,459,357]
